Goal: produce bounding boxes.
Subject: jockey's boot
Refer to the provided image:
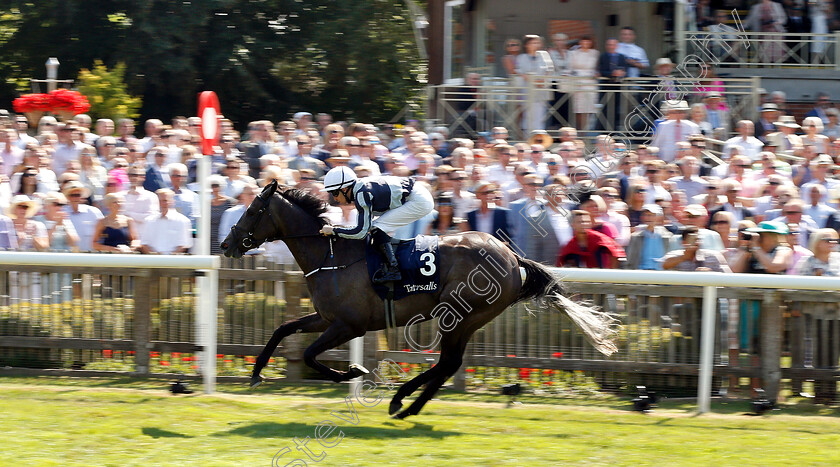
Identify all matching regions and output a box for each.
[371,228,401,284]
[375,242,402,284]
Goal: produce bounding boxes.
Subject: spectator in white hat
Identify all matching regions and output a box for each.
[675,204,724,251]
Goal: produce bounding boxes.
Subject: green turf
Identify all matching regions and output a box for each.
[1,376,839,466]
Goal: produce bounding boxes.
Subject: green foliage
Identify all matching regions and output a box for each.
[0,1,426,126]
[76,60,142,121]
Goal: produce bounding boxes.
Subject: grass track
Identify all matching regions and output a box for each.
[1,376,839,466]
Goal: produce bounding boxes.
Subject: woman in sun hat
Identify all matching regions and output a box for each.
[7,194,47,251]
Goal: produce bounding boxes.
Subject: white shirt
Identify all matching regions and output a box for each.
[141,210,193,254]
[1,144,23,177]
[651,120,700,162]
[452,190,478,219]
[723,136,764,160]
[615,42,649,78]
[644,183,672,204]
[52,141,84,175]
[218,204,246,244]
[486,164,516,186]
[122,187,160,226]
[65,204,104,252]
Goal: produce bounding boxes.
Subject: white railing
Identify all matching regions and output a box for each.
[677,30,840,69]
[432,76,761,142]
[552,268,840,413]
[0,252,221,394]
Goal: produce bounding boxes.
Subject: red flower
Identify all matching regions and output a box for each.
[542,369,553,375]
[160,361,170,366]
[190,365,198,369]
[12,93,52,113]
[181,357,192,362]
[507,354,517,358]
[402,349,411,352]
[224,359,232,363]
[172,352,181,359]
[48,89,90,114]
[102,349,112,358]
[128,351,135,355]
[268,358,275,363]
[150,352,160,358]
[465,368,476,373]
[245,357,256,364]
[552,352,563,358]
[543,381,553,386]
[518,368,531,379]
[216,354,224,358]
[401,366,411,373]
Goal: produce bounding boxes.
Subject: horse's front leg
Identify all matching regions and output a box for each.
[303,320,369,383]
[250,313,330,388]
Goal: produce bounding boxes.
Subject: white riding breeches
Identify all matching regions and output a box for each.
[371,184,434,234]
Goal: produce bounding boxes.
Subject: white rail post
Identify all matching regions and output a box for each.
[697,285,718,413]
[834,32,840,71]
[349,336,364,395]
[201,268,219,394]
[675,0,686,63]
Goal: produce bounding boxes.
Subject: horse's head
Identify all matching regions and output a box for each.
[221,180,280,258]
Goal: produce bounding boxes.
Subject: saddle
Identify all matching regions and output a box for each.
[364,235,441,301]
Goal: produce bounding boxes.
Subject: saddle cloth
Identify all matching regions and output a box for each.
[365,234,440,301]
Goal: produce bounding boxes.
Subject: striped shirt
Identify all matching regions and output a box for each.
[333,176,414,239]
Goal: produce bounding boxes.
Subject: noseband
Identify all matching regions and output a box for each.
[229,193,318,251]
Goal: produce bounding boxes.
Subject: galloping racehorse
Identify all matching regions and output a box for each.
[221,180,617,419]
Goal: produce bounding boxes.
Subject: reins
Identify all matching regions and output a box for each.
[233,193,363,278]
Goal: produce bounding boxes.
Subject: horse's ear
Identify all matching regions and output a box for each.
[261,179,278,199]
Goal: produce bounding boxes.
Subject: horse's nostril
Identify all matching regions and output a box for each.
[220,242,228,250]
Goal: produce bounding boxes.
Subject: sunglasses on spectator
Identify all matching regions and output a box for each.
[301,177,316,181]
[821,238,840,243]
[646,169,659,174]
[211,183,221,188]
[68,193,82,198]
[711,220,729,225]
[784,210,802,215]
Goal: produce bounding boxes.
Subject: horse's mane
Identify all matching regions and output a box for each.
[278,186,329,226]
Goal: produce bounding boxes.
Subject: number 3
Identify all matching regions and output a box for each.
[419,252,436,276]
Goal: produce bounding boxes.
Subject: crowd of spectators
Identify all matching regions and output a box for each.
[1,93,840,278]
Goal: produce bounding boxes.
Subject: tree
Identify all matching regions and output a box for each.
[0,1,426,127]
[76,61,142,121]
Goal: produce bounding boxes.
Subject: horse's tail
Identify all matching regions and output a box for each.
[516,256,619,356]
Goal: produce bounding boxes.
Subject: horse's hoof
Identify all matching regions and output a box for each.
[349,363,369,377]
[249,375,265,389]
[388,401,403,416]
[393,409,413,420]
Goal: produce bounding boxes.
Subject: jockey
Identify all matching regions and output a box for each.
[320,166,434,283]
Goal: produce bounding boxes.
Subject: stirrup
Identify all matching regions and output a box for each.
[373,265,402,284]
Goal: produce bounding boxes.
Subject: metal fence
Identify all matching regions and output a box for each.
[431,75,760,143]
[1,255,837,405]
[678,30,840,69]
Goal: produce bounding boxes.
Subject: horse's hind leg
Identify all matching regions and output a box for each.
[303,320,369,383]
[391,334,469,419]
[251,313,329,387]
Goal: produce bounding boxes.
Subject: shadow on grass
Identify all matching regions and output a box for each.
[142,427,193,438]
[213,422,462,439]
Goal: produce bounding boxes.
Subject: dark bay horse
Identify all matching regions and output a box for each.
[221,180,618,419]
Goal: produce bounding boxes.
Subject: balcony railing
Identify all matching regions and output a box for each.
[677,30,840,69]
[430,76,761,143]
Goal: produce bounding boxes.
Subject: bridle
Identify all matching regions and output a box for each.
[229,188,318,251]
[225,181,364,278]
